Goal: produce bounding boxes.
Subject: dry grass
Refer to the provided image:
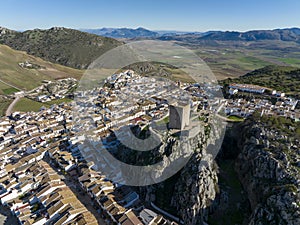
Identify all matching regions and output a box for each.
[0,44,83,91]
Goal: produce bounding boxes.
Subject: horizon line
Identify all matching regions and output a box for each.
[2,25,300,33]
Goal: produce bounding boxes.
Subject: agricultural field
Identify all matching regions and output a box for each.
[0,99,12,116]
[13,97,73,113]
[0,81,19,95]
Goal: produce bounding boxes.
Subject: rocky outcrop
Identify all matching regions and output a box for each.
[235,116,300,225]
[171,151,218,225]
[170,123,223,225]
[113,116,224,225]
[82,112,225,225]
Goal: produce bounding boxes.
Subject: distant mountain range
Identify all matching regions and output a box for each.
[198,28,300,42]
[1,25,300,73]
[0,27,122,69]
[81,27,160,39]
[82,27,300,43]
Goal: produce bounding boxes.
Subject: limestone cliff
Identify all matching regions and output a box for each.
[235,115,300,225]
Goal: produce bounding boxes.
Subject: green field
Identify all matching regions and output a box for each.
[13,97,73,112]
[2,87,19,95]
[277,57,300,67]
[193,43,300,79]
[195,49,274,79]
[0,99,12,116]
[227,115,245,122]
[0,81,19,95]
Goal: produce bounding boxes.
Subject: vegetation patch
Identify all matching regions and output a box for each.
[2,87,19,95]
[13,97,73,112]
[227,115,245,122]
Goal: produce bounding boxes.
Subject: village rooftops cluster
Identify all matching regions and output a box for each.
[25,78,77,102]
[229,83,267,94]
[225,84,299,121]
[0,159,98,225]
[0,99,181,224]
[74,70,221,141]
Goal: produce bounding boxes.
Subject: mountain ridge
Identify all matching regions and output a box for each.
[80,26,300,42]
[158,27,300,43]
[0,26,122,69]
[81,27,159,38]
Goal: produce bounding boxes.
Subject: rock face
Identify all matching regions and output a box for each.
[171,151,218,224]
[108,117,224,225]
[235,116,300,225]
[154,116,223,225]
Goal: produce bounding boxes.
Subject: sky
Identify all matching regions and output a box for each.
[1,0,300,32]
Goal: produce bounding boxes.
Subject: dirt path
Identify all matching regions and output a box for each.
[0,79,21,91]
[5,95,20,116]
[0,78,23,117]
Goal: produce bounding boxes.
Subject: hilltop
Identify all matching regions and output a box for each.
[0,27,122,69]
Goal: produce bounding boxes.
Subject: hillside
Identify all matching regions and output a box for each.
[0,27,122,69]
[220,65,300,97]
[121,62,194,82]
[0,44,83,91]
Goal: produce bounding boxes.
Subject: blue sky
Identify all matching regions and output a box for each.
[1,0,299,31]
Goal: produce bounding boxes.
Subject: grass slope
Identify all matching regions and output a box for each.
[0,44,83,91]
